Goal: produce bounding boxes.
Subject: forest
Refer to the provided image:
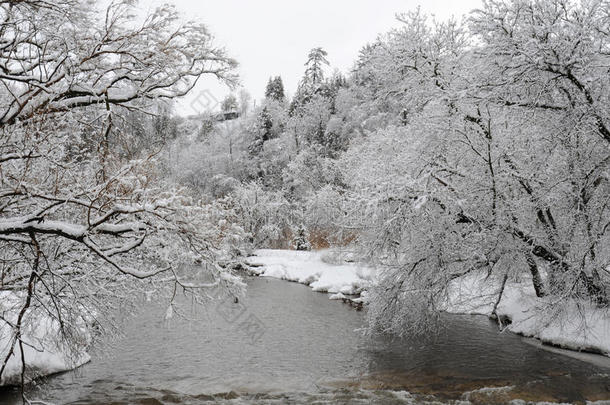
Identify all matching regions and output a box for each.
[0,0,609,402]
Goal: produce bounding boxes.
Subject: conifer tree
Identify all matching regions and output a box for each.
[265,76,285,101]
[303,47,329,91]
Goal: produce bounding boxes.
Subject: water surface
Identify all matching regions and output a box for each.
[1,277,609,404]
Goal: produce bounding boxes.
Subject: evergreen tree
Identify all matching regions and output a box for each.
[289,82,309,116]
[290,48,334,114]
[248,107,273,156]
[292,226,311,251]
[265,77,274,99]
[265,76,285,101]
[259,106,273,142]
[303,47,329,91]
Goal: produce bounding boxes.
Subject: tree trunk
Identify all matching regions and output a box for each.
[526,254,545,297]
[577,271,607,306]
[491,273,508,328]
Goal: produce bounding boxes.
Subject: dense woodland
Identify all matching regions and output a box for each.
[170,0,610,333]
[0,0,609,389]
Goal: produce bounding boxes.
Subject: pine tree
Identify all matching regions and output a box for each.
[265,77,274,99]
[289,82,309,116]
[303,47,329,91]
[248,107,273,156]
[290,48,333,114]
[293,226,311,251]
[259,106,273,142]
[265,76,286,101]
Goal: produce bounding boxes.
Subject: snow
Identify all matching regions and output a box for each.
[245,249,373,295]
[0,293,90,386]
[498,292,610,356]
[444,272,610,357]
[0,338,90,387]
[0,217,87,239]
[246,250,610,359]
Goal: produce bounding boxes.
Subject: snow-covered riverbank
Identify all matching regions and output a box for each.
[0,292,90,386]
[245,249,373,295]
[245,249,610,358]
[0,334,90,387]
[445,272,610,357]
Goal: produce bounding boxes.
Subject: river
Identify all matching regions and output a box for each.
[1,277,609,404]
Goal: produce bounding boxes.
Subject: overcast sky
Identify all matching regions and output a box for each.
[140,0,482,115]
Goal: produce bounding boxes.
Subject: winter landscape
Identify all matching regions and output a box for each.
[0,0,609,404]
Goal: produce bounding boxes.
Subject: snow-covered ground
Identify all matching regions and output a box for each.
[444,272,610,356]
[0,292,90,386]
[245,249,610,358]
[245,249,373,295]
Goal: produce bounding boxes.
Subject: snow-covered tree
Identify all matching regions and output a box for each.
[303,47,329,90]
[221,94,239,113]
[247,107,274,162]
[265,76,285,101]
[231,182,293,248]
[0,0,240,389]
[292,226,311,251]
[336,1,609,336]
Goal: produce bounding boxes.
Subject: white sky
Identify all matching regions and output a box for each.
[139,0,482,115]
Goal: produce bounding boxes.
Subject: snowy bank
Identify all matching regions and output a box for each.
[444,272,610,357]
[0,335,90,387]
[245,249,373,295]
[245,250,610,359]
[0,292,90,386]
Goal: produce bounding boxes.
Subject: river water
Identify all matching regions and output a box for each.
[1,277,609,404]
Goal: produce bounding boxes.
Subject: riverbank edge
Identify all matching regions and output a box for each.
[0,291,92,387]
[0,338,90,388]
[243,249,610,362]
[1,248,607,388]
